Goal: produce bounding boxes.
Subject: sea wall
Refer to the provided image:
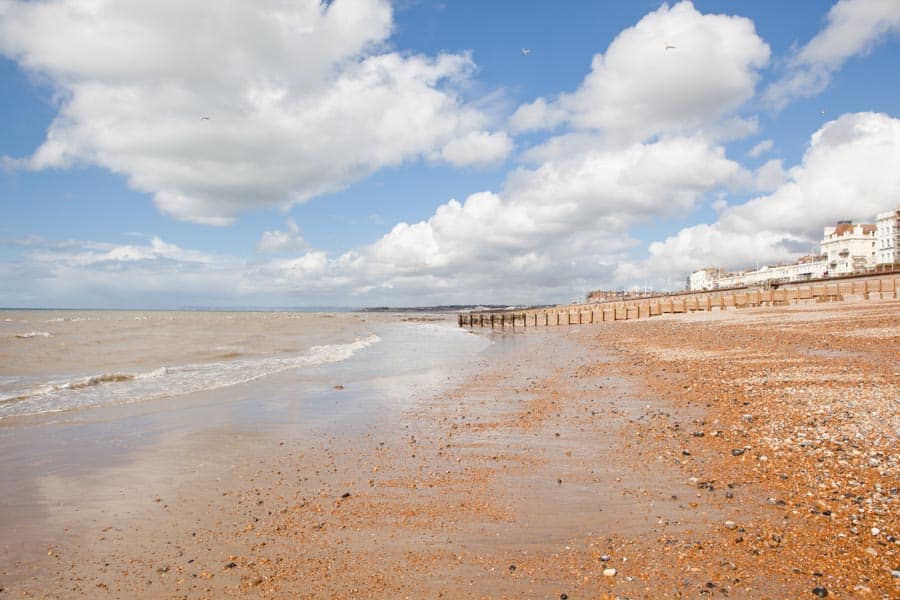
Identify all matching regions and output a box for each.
[458,273,900,328]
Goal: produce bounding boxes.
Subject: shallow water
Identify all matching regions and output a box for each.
[0,310,479,421]
[0,310,492,569]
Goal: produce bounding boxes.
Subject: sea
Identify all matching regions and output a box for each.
[0,309,491,424]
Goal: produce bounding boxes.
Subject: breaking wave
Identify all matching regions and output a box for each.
[0,334,379,419]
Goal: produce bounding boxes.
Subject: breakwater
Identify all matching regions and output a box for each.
[458,273,900,328]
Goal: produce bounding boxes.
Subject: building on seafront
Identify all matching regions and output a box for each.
[876,208,900,266]
[821,221,876,274]
[689,207,899,291]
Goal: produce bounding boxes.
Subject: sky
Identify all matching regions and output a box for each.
[1,0,899,309]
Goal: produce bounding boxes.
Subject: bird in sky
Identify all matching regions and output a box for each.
[521,48,532,56]
[664,43,676,50]
[200,116,211,121]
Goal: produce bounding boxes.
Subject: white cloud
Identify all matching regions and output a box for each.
[0,0,510,225]
[510,1,769,142]
[621,112,900,283]
[440,130,513,168]
[26,236,215,267]
[752,158,786,191]
[0,1,767,307]
[747,138,774,157]
[1,132,744,307]
[508,97,567,134]
[257,220,308,254]
[7,4,898,308]
[764,0,900,109]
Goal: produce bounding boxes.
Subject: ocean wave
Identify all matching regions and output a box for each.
[0,334,379,419]
[15,331,53,339]
[63,367,169,390]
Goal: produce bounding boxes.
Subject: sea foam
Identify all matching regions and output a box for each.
[0,334,379,419]
[15,331,52,339]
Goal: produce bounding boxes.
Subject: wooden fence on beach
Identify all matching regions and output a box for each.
[458,273,900,329]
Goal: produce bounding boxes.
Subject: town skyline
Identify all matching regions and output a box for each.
[688,205,899,291]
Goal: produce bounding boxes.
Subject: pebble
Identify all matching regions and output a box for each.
[891,570,900,579]
[603,568,617,577]
[225,562,237,569]
[724,520,737,529]
[731,448,744,456]
[812,586,828,597]
[870,527,879,536]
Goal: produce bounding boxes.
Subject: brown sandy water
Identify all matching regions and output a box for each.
[1,300,897,598]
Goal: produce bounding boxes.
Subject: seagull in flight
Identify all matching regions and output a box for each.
[664,43,676,50]
[200,116,211,121]
[521,48,532,56]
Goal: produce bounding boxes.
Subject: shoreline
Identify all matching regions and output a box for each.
[1,300,897,597]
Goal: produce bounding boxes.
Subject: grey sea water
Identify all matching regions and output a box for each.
[0,310,489,423]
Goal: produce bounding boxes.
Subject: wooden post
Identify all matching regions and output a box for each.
[490,314,495,328]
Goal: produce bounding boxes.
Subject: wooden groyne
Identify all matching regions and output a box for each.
[458,273,900,328]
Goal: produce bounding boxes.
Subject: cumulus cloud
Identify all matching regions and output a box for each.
[8,4,896,308]
[0,0,511,225]
[26,236,215,267]
[0,1,771,307]
[747,138,774,157]
[440,130,513,168]
[620,112,900,283]
[1,132,745,307]
[752,158,786,191]
[256,220,308,254]
[764,0,900,109]
[509,1,769,142]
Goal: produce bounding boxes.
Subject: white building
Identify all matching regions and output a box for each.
[686,209,895,290]
[821,221,877,275]
[688,258,826,291]
[688,268,723,291]
[875,207,900,266]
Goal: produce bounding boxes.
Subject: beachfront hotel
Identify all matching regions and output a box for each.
[876,207,900,266]
[689,207,900,291]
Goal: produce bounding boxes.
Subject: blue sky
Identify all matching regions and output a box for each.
[1,0,899,308]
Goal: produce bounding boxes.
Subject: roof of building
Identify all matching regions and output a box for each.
[831,222,875,236]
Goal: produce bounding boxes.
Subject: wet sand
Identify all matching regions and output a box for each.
[1,300,897,598]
